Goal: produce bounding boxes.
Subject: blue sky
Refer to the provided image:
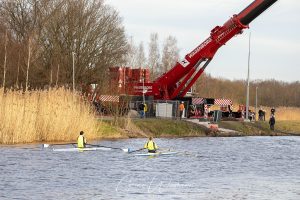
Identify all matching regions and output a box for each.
[106,0,300,82]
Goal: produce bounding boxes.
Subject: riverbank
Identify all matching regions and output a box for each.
[99,118,300,140]
[1,88,299,145]
[1,117,299,145]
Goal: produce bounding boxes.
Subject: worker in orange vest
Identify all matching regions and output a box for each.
[179,101,185,120]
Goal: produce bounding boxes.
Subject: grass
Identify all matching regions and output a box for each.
[219,121,272,135]
[0,87,100,144]
[96,119,128,139]
[132,118,208,137]
[275,120,300,134]
[219,120,300,136]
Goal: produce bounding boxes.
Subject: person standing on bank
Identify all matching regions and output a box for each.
[269,115,275,131]
[144,137,158,153]
[138,103,145,118]
[77,131,87,148]
[258,108,264,121]
[144,103,148,118]
[179,101,185,120]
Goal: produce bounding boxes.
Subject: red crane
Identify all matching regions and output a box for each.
[132,0,278,100]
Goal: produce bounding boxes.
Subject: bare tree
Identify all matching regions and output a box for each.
[1,0,49,89]
[0,0,128,90]
[124,36,138,67]
[161,35,179,73]
[136,42,146,68]
[148,33,160,80]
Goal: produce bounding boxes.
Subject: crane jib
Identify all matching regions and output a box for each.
[188,38,212,59]
[136,0,279,100]
[238,0,278,25]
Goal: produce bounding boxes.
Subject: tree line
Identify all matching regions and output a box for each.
[0,0,180,92]
[120,33,179,80]
[0,0,130,91]
[195,73,300,107]
[1,0,299,108]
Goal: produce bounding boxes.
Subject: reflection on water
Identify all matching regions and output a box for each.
[1,137,300,200]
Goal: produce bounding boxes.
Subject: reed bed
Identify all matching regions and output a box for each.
[0,87,99,144]
[264,106,300,121]
[208,104,300,121]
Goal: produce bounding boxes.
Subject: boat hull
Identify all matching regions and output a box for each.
[134,151,177,156]
[53,147,111,152]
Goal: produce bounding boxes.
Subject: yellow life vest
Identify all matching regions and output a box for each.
[77,135,86,148]
[144,140,158,151]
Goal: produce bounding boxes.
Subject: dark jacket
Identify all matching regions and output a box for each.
[138,103,145,111]
[269,116,275,125]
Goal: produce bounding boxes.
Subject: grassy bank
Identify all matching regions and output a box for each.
[95,118,210,139]
[101,118,300,139]
[132,118,209,137]
[218,120,300,136]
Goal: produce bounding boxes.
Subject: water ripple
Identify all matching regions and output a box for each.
[0,136,300,200]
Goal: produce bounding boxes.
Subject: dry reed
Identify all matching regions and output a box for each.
[0,87,99,144]
[209,104,300,121]
[263,106,300,121]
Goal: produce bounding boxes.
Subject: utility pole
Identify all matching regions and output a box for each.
[142,76,145,106]
[255,86,258,121]
[26,36,31,92]
[56,64,60,87]
[72,39,77,92]
[16,51,20,88]
[3,30,7,89]
[245,32,251,122]
[72,52,75,92]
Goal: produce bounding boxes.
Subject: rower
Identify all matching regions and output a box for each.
[144,137,158,153]
[77,131,87,148]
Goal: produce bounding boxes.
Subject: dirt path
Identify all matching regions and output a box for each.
[185,119,242,135]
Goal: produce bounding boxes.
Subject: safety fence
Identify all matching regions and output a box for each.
[129,100,187,119]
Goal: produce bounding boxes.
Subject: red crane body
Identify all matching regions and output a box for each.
[132,0,277,100]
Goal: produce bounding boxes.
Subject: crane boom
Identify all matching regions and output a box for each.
[132,0,278,100]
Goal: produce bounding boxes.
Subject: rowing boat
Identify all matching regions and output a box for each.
[43,143,130,152]
[44,144,176,154]
[134,151,177,156]
[52,147,112,152]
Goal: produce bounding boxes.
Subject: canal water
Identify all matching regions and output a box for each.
[1,136,300,200]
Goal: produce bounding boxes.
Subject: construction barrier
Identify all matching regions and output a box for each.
[129,100,187,119]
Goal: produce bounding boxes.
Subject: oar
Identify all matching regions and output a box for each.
[86,144,130,152]
[43,143,77,148]
[175,151,202,158]
[127,148,145,153]
[157,148,171,152]
[126,147,171,154]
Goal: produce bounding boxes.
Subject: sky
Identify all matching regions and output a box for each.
[105,0,300,82]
